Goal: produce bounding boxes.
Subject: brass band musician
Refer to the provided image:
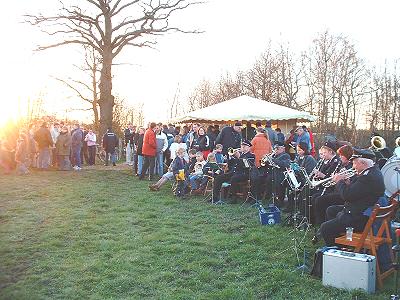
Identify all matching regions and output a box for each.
[212,140,255,203]
[319,148,385,246]
[250,141,290,207]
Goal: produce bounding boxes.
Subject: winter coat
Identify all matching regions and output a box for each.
[136,134,144,155]
[33,127,53,149]
[251,133,272,168]
[142,128,156,157]
[102,132,119,153]
[56,132,72,156]
[71,128,83,147]
[215,126,241,154]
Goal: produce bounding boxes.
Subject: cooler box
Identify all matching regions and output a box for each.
[323,249,376,293]
[259,204,281,225]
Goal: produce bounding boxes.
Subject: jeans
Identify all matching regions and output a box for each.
[154,152,164,176]
[38,148,51,169]
[126,143,132,164]
[71,145,82,167]
[106,151,116,165]
[189,174,202,190]
[137,155,144,175]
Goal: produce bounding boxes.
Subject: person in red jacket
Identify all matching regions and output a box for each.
[139,122,157,180]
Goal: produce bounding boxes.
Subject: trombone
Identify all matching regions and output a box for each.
[310,168,356,188]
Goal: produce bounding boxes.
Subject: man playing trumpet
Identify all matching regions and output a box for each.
[319,148,385,246]
[212,140,255,203]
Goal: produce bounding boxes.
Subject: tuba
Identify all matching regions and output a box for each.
[395,137,400,148]
[370,135,386,151]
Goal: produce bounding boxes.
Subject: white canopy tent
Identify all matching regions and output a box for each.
[170,95,317,133]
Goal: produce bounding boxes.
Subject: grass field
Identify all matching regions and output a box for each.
[0,165,396,299]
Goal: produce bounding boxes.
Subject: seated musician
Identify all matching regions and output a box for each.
[319,148,385,246]
[295,142,317,174]
[309,141,341,223]
[250,141,290,207]
[283,142,317,212]
[212,140,255,203]
[312,145,354,229]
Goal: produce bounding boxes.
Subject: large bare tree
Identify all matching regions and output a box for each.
[26,0,200,135]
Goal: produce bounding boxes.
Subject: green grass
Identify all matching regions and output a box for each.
[0,167,395,299]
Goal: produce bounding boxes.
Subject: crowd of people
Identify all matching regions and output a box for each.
[0,121,120,174]
[1,118,395,249]
[126,120,395,248]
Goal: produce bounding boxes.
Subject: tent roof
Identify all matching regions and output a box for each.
[170,95,317,123]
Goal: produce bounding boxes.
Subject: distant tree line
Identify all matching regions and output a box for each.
[178,31,399,146]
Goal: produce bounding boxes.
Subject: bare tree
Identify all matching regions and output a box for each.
[54,45,101,131]
[26,0,200,135]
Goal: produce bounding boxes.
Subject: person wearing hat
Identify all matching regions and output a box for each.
[212,140,255,203]
[319,148,385,246]
[311,145,354,239]
[250,141,290,206]
[308,141,342,223]
[215,122,242,155]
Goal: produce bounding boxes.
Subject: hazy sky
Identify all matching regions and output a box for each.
[0,0,399,126]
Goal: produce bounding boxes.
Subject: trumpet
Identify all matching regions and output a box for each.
[227,147,241,156]
[370,135,386,151]
[260,149,280,168]
[311,168,356,188]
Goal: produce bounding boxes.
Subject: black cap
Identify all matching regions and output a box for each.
[349,148,376,161]
[324,140,338,152]
[234,121,242,127]
[274,141,285,147]
[241,139,252,147]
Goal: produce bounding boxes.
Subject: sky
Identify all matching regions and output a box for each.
[0,0,399,127]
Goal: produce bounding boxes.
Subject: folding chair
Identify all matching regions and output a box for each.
[335,197,399,289]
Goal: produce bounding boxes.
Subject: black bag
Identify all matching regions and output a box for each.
[310,246,338,278]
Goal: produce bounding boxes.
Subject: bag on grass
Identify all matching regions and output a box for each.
[310,246,338,278]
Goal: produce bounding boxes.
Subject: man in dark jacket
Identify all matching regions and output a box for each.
[33,122,53,169]
[102,128,119,166]
[212,140,255,203]
[215,122,242,155]
[71,124,83,170]
[319,149,385,246]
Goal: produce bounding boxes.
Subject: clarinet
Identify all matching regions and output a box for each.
[321,161,341,196]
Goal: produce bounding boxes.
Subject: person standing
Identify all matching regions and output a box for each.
[242,122,256,141]
[215,122,242,155]
[135,127,145,176]
[154,125,168,177]
[50,122,60,167]
[265,120,277,144]
[33,122,53,170]
[71,124,83,170]
[251,127,272,168]
[15,133,29,175]
[124,124,135,165]
[139,122,157,180]
[55,126,72,170]
[84,129,97,165]
[102,128,119,166]
[275,128,285,145]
